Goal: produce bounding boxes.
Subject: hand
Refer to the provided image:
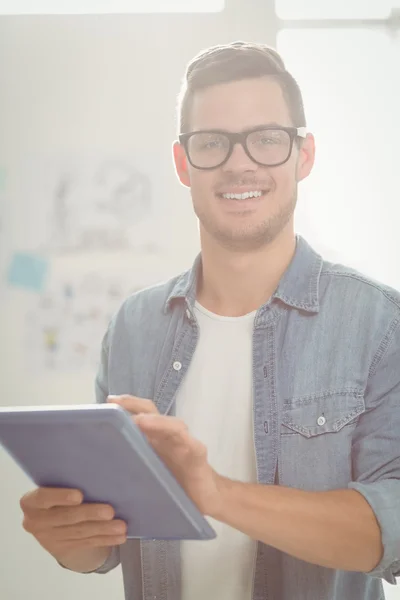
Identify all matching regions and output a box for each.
[134,413,224,517]
[20,487,127,562]
[107,395,224,517]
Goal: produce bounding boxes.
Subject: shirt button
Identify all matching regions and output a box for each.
[186,309,192,320]
[317,416,326,426]
[173,361,182,371]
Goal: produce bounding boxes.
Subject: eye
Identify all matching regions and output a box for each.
[204,139,224,149]
[257,135,280,145]
[266,136,279,144]
[249,129,287,147]
[201,136,227,151]
[190,133,228,153]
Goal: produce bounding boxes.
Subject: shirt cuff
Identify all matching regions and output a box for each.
[92,546,121,574]
[348,480,400,584]
[57,546,120,574]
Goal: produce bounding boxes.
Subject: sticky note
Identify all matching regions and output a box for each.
[7,252,49,292]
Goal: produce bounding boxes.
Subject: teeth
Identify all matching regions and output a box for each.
[222,190,263,200]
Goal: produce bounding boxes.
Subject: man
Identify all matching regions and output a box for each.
[20,41,400,600]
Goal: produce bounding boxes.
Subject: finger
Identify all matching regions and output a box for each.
[134,415,189,450]
[34,503,115,528]
[75,534,127,548]
[136,418,206,464]
[107,395,158,415]
[136,416,192,452]
[134,414,187,435]
[145,429,207,474]
[45,534,127,556]
[51,519,127,541]
[21,488,83,511]
[146,428,197,454]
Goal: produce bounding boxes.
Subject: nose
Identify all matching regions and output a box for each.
[221,141,258,174]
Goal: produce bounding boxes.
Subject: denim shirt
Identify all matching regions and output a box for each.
[94,235,400,600]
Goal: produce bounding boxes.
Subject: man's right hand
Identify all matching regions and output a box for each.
[20,487,127,572]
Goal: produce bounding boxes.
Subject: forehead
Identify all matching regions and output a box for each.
[190,77,292,132]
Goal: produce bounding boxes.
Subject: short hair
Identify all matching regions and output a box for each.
[177,41,306,134]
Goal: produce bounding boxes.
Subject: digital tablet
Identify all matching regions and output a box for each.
[0,403,216,540]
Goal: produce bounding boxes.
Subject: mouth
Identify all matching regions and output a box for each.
[216,189,270,201]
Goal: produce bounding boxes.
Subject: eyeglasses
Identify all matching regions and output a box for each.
[179,125,307,170]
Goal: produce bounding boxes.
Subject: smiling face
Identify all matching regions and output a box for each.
[174,76,315,252]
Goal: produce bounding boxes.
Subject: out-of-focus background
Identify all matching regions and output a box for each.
[0,1,399,598]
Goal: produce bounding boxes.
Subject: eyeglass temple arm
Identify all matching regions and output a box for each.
[297,127,307,138]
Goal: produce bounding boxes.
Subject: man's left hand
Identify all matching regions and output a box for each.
[106,394,224,517]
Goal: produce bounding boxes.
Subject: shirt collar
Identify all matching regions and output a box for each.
[164,234,323,315]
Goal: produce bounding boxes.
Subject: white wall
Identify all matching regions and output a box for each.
[0,4,399,599]
[0,4,274,600]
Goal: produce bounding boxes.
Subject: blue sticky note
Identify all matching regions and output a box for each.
[7,253,48,292]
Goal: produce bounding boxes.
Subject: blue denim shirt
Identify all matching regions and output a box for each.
[94,234,400,600]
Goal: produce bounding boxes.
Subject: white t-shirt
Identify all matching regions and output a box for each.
[175,302,258,600]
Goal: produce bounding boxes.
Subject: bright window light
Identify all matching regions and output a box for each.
[0,0,225,15]
[276,0,399,20]
[277,27,400,287]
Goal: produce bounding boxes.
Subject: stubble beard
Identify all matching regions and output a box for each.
[194,187,298,253]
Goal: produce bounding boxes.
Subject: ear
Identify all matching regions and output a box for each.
[173,141,191,188]
[296,132,316,183]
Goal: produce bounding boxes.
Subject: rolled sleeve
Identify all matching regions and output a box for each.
[92,545,121,574]
[348,311,400,584]
[56,546,120,574]
[348,480,400,582]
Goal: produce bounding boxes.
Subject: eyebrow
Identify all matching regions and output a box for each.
[196,122,289,134]
[242,121,284,131]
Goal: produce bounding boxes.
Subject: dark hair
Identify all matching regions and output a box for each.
[177,41,306,134]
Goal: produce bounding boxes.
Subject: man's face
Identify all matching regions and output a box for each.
[173,77,315,251]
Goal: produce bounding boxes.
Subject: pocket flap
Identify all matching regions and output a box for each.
[282,391,365,438]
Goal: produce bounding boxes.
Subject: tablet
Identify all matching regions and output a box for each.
[0,403,216,541]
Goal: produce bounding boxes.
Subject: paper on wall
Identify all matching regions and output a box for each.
[18,154,167,254]
[24,270,162,373]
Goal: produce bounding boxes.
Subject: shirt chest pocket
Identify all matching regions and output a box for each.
[279,391,365,490]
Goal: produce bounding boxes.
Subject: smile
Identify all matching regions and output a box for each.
[218,190,268,200]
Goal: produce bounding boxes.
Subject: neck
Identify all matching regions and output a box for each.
[196,224,297,317]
